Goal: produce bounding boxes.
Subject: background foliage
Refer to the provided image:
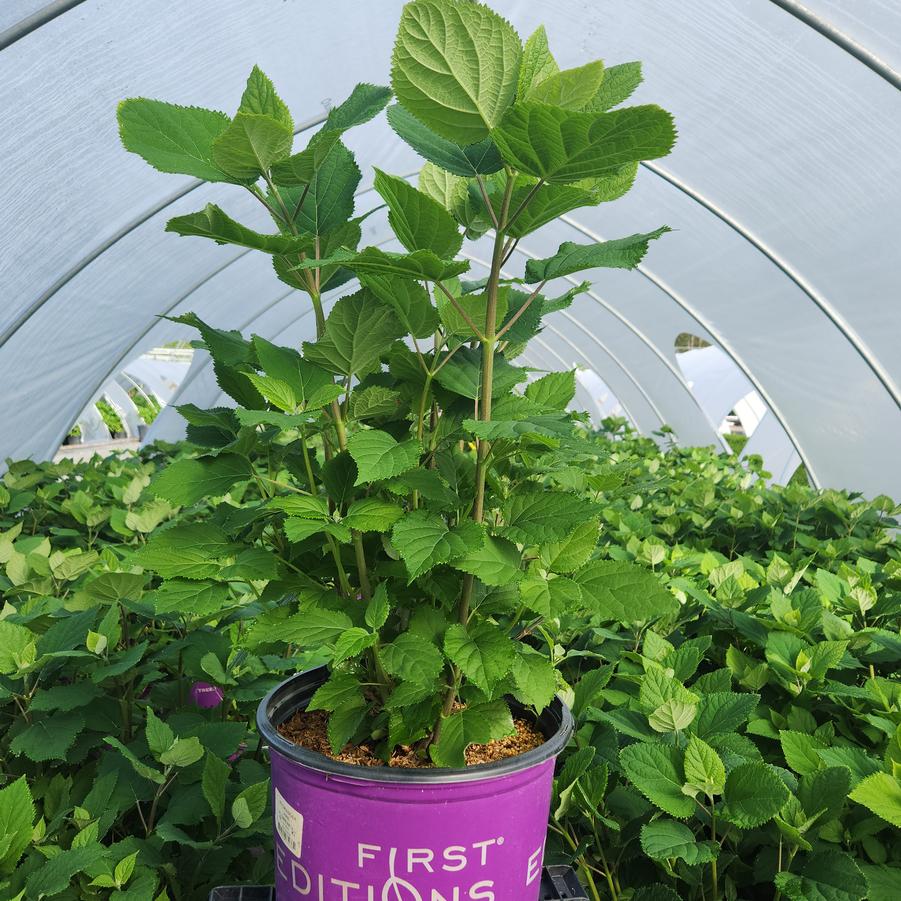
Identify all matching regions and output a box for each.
[1,433,898,899]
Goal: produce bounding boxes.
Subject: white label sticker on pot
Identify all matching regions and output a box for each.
[274,788,303,858]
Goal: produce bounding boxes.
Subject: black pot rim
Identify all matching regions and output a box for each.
[256,665,574,784]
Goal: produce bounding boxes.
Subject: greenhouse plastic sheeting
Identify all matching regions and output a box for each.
[1,0,899,499]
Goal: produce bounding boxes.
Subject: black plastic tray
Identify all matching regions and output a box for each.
[210,865,588,900]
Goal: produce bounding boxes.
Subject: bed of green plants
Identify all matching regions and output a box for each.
[1,434,898,899]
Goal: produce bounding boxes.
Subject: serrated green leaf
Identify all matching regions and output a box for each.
[26,843,106,898]
[211,111,293,181]
[392,511,482,582]
[723,761,789,828]
[524,227,671,283]
[0,777,34,876]
[165,203,312,254]
[289,140,361,237]
[619,742,695,818]
[135,523,236,580]
[332,628,378,665]
[231,780,269,828]
[518,26,559,97]
[308,673,363,712]
[774,851,867,901]
[349,385,404,420]
[511,649,556,710]
[386,103,503,176]
[148,580,231,617]
[640,819,718,864]
[433,345,526,399]
[347,430,422,485]
[302,289,403,377]
[327,700,367,755]
[0,620,35,675]
[683,735,726,796]
[160,736,204,768]
[30,682,103,712]
[374,168,462,259]
[539,520,600,573]
[239,66,291,127]
[492,102,676,184]
[343,498,405,532]
[780,730,827,775]
[529,61,605,109]
[430,701,514,768]
[525,370,577,410]
[692,691,759,738]
[296,245,469,283]
[588,61,643,111]
[366,583,391,630]
[451,534,521,586]
[519,573,582,618]
[145,708,175,758]
[392,0,522,144]
[357,273,440,339]
[202,752,229,823]
[849,772,901,827]
[502,487,600,544]
[381,633,444,686]
[10,711,84,762]
[118,99,230,181]
[150,453,250,505]
[575,559,678,624]
[444,623,515,694]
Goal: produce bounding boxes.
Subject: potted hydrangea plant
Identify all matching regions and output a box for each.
[119,0,675,895]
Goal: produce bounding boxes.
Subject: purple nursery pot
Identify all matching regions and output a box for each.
[257,667,573,901]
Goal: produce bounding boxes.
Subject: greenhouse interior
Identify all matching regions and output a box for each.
[1,1,899,899]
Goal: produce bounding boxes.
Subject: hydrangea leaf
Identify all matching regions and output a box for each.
[723,762,790,828]
[619,742,695,818]
[430,701,515,768]
[386,103,503,176]
[347,430,422,485]
[391,0,522,144]
[373,168,463,259]
[444,622,516,694]
[491,102,676,184]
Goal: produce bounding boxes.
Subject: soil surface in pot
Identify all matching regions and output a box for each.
[277,709,545,768]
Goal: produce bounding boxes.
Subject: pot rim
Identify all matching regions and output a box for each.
[256,665,574,784]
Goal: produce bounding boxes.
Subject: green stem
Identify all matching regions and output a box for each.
[710,800,719,899]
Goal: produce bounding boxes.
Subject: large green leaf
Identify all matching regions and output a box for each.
[587,61,643,111]
[117,99,231,181]
[504,180,600,238]
[0,776,34,875]
[380,633,444,686]
[211,112,293,181]
[510,649,557,710]
[528,61,606,110]
[358,273,440,339]
[373,168,462,258]
[430,701,514,768]
[723,761,790,828]
[25,844,106,899]
[302,289,403,377]
[150,454,250,505]
[433,346,526,400]
[640,820,718,865]
[491,102,676,183]
[691,691,759,738]
[575,559,678,624]
[391,0,522,144]
[774,852,867,901]
[342,498,405,533]
[451,534,522,586]
[683,735,726,796]
[346,430,422,485]
[165,203,313,254]
[238,66,292,128]
[523,227,670,282]
[252,336,338,410]
[386,104,503,177]
[10,711,84,762]
[324,82,393,131]
[517,26,559,97]
[135,523,236,580]
[444,622,516,694]
[849,772,901,827]
[294,246,469,282]
[290,141,361,236]
[391,511,482,582]
[619,742,695,818]
[502,487,600,545]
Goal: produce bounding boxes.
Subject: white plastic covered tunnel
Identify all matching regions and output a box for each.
[2,0,899,497]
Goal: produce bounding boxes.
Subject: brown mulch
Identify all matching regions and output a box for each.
[276,707,545,769]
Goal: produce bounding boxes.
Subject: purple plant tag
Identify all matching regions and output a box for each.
[191,681,224,709]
